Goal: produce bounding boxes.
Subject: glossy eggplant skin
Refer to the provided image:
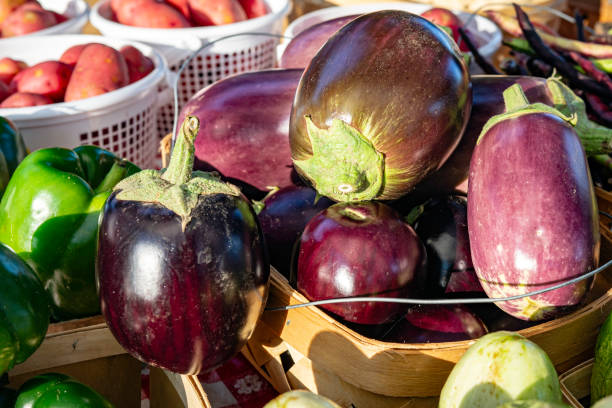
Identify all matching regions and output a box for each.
[279,15,359,69]
[411,75,551,198]
[412,195,477,296]
[290,10,471,201]
[297,201,426,325]
[179,69,303,196]
[258,185,333,277]
[468,113,599,321]
[97,191,269,374]
[382,305,487,343]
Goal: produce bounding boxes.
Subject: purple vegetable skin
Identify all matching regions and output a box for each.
[258,185,333,276]
[412,195,481,295]
[297,201,426,325]
[97,118,269,374]
[382,305,487,343]
[279,15,359,69]
[411,75,552,198]
[468,85,600,321]
[179,69,303,196]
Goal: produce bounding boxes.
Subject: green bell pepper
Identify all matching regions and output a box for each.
[0,116,27,196]
[0,243,49,375]
[15,373,114,408]
[0,146,139,321]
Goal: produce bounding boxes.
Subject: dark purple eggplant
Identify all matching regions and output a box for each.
[468,84,599,321]
[467,302,541,332]
[289,10,471,203]
[410,75,552,198]
[279,15,359,69]
[257,185,333,278]
[178,69,303,198]
[97,117,269,374]
[411,75,612,199]
[410,195,482,296]
[297,201,426,325]
[381,305,487,343]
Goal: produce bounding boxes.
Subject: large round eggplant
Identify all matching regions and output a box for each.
[289,10,471,203]
[297,201,426,325]
[411,75,612,199]
[279,15,358,69]
[257,185,333,277]
[178,69,303,197]
[97,117,269,374]
[468,84,599,321]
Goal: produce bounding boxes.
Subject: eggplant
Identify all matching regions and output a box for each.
[410,75,551,198]
[297,201,426,325]
[382,305,487,343]
[279,15,359,69]
[257,185,333,277]
[411,75,612,198]
[468,84,599,321]
[289,10,471,203]
[178,69,303,198]
[97,117,269,374]
[410,195,482,296]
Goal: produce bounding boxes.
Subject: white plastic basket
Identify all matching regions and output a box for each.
[90,0,291,137]
[0,35,168,169]
[0,0,89,42]
[280,2,502,74]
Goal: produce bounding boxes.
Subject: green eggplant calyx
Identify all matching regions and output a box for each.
[293,116,384,203]
[477,83,577,145]
[114,116,240,226]
[546,76,612,155]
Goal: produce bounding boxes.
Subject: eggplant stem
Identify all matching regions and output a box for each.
[503,83,530,111]
[162,116,199,185]
[94,161,127,194]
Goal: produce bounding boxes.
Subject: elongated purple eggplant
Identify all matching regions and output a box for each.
[178,69,303,197]
[289,10,471,203]
[279,15,358,69]
[297,201,426,325]
[468,84,599,321]
[411,75,612,199]
[382,305,487,343]
[97,117,269,374]
[410,76,551,198]
[257,185,333,277]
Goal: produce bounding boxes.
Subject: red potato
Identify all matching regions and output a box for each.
[0,57,27,85]
[166,0,190,19]
[187,0,246,26]
[0,81,9,103]
[114,0,191,28]
[59,43,95,67]
[16,61,73,101]
[237,0,267,19]
[64,44,129,102]
[0,92,52,107]
[0,0,29,24]
[120,45,154,83]
[1,4,57,37]
[8,68,25,93]
[51,11,67,24]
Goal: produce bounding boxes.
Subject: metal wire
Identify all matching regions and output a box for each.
[171,32,293,147]
[266,210,612,312]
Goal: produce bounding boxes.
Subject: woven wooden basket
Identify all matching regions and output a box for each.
[252,250,612,399]
[559,359,594,408]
